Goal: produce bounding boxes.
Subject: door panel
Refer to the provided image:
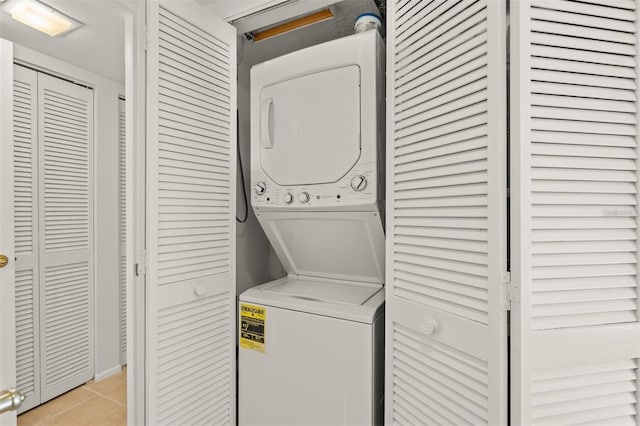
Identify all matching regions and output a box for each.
[510,0,640,423]
[385,0,508,423]
[259,66,361,186]
[0,38,16,425]
[145,1,237,424]
[37,73,94,403]
[13,65,40,414]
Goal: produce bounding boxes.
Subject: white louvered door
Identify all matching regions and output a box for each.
[145,1,237,424]
[118,97,126,366]
[386,0,509,424]
[37,73,94,403]
[13,65,40,414]
[0,38,17,426]
[510,0,640,423]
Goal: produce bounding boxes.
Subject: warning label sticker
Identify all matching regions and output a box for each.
[240,303,265,353]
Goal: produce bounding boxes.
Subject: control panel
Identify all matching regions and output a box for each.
[252,162,378,211]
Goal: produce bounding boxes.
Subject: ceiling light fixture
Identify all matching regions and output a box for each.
[248,7,335,42]
[1,0,82,37]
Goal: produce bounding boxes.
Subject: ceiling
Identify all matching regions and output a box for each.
[0,0,381,83]
[0,0,126,83]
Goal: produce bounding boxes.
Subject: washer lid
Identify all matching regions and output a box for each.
[259,65,361,186]
[257,210,385,284]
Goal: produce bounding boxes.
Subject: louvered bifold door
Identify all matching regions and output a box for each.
[13,65,41,414]
[145,1,237,424]
[118,97,126,366]
[510,0,640,424]
[385,0,508,424]
[37,73,94,403]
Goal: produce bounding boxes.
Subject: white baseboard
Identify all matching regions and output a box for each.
[94,364,122,382]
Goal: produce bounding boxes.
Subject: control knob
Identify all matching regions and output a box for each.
[298,192,310,204]
[255,182,267,195]
[351,175,367,192]
[284,193,294,204]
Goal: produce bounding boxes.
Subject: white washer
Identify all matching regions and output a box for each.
[240,30,385,426]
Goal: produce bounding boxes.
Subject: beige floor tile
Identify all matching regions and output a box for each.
[40,396,126,426]
[83,370,125,394]
[88,378,127,406]
[18,387,94,426]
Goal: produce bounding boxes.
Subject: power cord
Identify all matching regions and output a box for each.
[236,110,249,223]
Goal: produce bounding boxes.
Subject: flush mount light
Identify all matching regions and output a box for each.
[1,0,82,37]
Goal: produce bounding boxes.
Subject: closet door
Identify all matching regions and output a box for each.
[13,65,40,414]
[118,97,126,366]
[13,65,40,412]
[37,73,94,402]
[385,0,509,424]
[510,0,640,423]
[145,1,237,423]
[0,38,17,426]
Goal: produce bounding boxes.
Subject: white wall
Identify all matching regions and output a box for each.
[236,59,285,295]
[13,44,124,381]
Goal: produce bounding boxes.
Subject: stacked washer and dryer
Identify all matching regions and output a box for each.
[238,29,385,425]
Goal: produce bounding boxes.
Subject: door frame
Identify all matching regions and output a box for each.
[119,0,146,424]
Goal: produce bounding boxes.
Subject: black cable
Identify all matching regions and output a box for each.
[236,110,249,223]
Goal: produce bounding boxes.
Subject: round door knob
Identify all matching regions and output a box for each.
[298,192,310,203]
[422,318,438,335]
[255,182,267,195]
[0,254,8,269]
[351,175,367,192]
[284,193,294,204]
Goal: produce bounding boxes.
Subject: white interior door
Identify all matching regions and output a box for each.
[510,0,640,423]
[385,0,509,423]
[13,64,40,414]
[36,72,94,403]
[145,1,237,424]
[0,38,18,425]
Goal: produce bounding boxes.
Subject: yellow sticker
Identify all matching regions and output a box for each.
[240,303,266,353]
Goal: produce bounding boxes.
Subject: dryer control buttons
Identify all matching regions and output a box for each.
[299,192,310,203]
[255,182,267,195]
[351,175,368,192]
[284,193,294,204]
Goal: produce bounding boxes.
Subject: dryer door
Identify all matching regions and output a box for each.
[259,65,361,186]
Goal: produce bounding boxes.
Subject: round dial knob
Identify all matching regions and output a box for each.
[254,182,267,195]
[284,193,294,204]
[351,175,367,192]
[298,192,310,203]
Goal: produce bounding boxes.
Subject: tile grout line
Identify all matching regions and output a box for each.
[32,393,98,426]
[83,386,126,408]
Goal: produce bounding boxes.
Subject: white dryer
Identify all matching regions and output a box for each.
[239,29,385,426]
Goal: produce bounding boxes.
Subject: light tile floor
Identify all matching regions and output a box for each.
[18,368,126,426]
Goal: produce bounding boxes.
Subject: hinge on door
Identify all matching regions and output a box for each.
[501,271,516,311]
[144,26,149,52]
[135,249,147,277]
